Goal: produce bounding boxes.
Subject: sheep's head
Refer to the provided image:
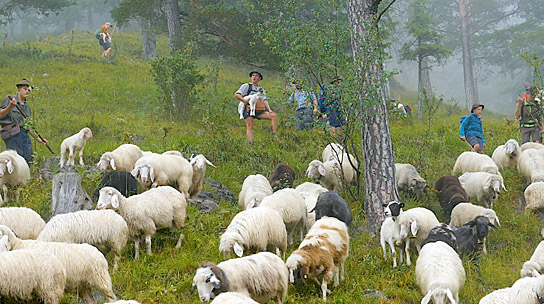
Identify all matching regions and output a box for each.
[382,201,404,218]
[0,158,14,178]
[421,287,456,304]
[410,177,427,196]
[482,209,500,227]
[0,225,14,252]
[467,216,495,242]
[521,261,542,278]
[400,220,418,239]
[306,160,325,179]
[97,153,115,171]
[82,127,93,140]
[190,154,216,170]
[504,139,520,156]
[286,254,307,284]
[131,160,154,184]
[484,174,506,199]
[97,187,121,210]
[192,264,225,303]
[219,232,244,258]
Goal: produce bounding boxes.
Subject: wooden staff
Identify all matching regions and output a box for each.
[10,97,54,155]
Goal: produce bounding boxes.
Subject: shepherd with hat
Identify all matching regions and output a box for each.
[0,79,49,163]
[516,85,544,144]
[96,22,113,57]
[459,103,486,153]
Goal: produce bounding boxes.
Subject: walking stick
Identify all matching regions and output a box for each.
[10,98,54,155]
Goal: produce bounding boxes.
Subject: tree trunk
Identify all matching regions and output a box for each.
[139,17,157,60]
[347,0,399,232]
[87,6,93,30]
[418,55,433,119]
[164,0,183,51]
[51,171,93,216]
[458,0,479,111]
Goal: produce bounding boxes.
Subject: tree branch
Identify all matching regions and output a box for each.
[377,0,397,24]
[470,2,525,37]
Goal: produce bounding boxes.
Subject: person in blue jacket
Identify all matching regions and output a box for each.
[460,103,486,154]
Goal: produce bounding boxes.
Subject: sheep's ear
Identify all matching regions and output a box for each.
[501,181,507,192]
[110,158,116,170]
[410,221,418,236]
[0,235,9,252]
[494,215,501,227]
[149,166,155,182]
[246,198,258,209]
[112,194,120,209]
[421,289,433,304]
[130,167,139,178]
[381,203,388,208]
[233,242,244,257]
[6,160,13,174]
[400,203,405,208]
[445,288,456,304]
[205,158,216,168]
[289,269,295,284]
[533,270,541,277]
[488,222,497,229]
[318,164,326,176]
[209,274,221,289]
[467,220,476,227]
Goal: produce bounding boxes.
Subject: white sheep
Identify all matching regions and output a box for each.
[131,153,193,198]
[416,241,466,304]
[521,241,544,278]
[238,174,273,210]
[97,143,143,172]
[306,159,342,191]
[0,225,116,304]
[0,150,30,206]
[525,182,544,211]
[458,172,506,208]
[210,292,259,304]
[237,92,262,119]
[59,127,92,168]
[507,276,544,303]
[521,142,544,152]
[322,143,344,163]
[259,188,307,244]
[188,153,216,199]
[395,163,427,198]
[380,201,406,268]
[105,301,142,304]
[193,252,289,304]
[97,186,186,259]
[0,207,45,239]
[479,288,510,304]
[219,206,287,259]
[295,182,328,230]
[0,245,66,304]
[397,207,439,266]
[518,149,544,183]
[492,139,521,170]
[37,209,128,269]
[450,202,500,254]
[451,151,500,175]
[285,216,349,301]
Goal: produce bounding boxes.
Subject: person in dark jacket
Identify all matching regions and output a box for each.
[460,103,486,154]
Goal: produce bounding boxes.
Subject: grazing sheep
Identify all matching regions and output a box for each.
[188,154,216,198]
[435,175,468,217]
[295,182,328,230]
[380,201,405,267]
[507,276,544,304]
[93,171,138,200]
[259,188,307,244]
[518,149,544,183]
[459,172,506,208]
[311,190,352,226]
[322,143,344,163]
[210,292,259,304]
[479,288,510,304]
[398,207,440,266]
[37,209,128,269]
[193,252,288,304]
[0,150,30,206]
[521,142,544,152]
[306,159,342,191]
[0,245,66,304]
[0,207,45,239]
[450,203,500,254]
[521,241,544,278]
[59,127,92,168]
[96,186,186,259]
[395,163,427,198]
[286,216,349,301]
[238,174,273,210]
[525,182,544,211]
[416,236,466,304]
[131,153,193,197]
[451,151,500,175]
[492,139,521,170]
[420,224,458,251]
[452,216,496,258]
[0,225,116,304]
[96,144,143,172]
[269,163,296,192]
[219,206,287,259]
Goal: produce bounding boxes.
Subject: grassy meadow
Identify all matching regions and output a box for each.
[0,31,541,304]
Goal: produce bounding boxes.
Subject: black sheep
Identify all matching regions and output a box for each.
[311,191,352,226]
[435,176,468,217]
[452,216,496,258]
[421,223,457,250]
[93,171,138,200]
[269,164,296,192]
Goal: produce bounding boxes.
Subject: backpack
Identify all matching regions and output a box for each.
[459,115,473,136]
[404,105,412,114]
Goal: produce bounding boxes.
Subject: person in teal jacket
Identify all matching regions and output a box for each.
[460,103,486,154]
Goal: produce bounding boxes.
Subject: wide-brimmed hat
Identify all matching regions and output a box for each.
[526,86,537,95]
[16,79,31,88]
[249,71,263,80]
[471,103,484,113]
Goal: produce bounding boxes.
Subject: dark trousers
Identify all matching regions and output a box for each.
[295,108,313,130]
[4,130,33,164]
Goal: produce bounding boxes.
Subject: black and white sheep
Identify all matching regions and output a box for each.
[395,163,427,198]
[492,139,521,170]
[238,174,273,210]
[459,172,506,208]
[311,190,352,226]
[435,175,468,217]
[0,150,30,205]
[397,207,440,265]
[451,151,500,175]
[188,153,216,198]
[96,143,143,172]
[380,201,405,267]
[93,171,138,200]
[269,163,296,192]
[59,127,92,168]
[0,206,45,239]
[193,252,288,303]
[450,203,500,254]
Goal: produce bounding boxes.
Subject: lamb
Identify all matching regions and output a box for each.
[0,150,30,205]
[521,241,544,278]
[479,288,510,304]
[380,201,405,267]
[59,127,92,168]
[306,159,342,191]
[435,175,468,217]
[451,151,500,175]
[415,228,466,304]
[311,190,352,226]
[96,143,143,172]
[295,182,328,230]
[525,182,544,211]
[450,203,500,254]
[37,209,128,269]
[285,216,349,301]
[397,207,439,265]
[517,148,544,183]
[237,92,263,119]
[506,276,544,304]
[458,172,506,208]
[193,252,288,303]
[492,139,521,170]
[521,142,544,152]
[0,245,66,304]
[219,206,287,259]
[96,186,186,259]
[269,163,296,192]
[0,207,45,239]
[131,153,193,197]
[210,292,259,304]
[0,225,116,304]
[238,174,273,210]
[395,163,427,198]
[93,171,138,200]
[188,153,216,198]
[259,188,307,244]
[452,216,496,258]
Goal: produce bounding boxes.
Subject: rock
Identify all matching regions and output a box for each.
[363,289,388,301]
[187,178,235,213]
[51,171,93,217]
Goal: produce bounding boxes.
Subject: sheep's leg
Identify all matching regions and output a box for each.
[483,238,488,255]
[175,231,184,248]
[340,261,345,281]
[405,238,412,266]
[380,237,387,260]
[134,239,140,259]
[2,185,8,205]
[68,146,75,167]
[15,189,20,204]
[321,270,334,301]
[60,148,65,168]
[389,240,398,268]
[79,146,85,166]
[113,252,120,269]
[80,286,96,304]
[333,265,339,286]
[145,235,152,255]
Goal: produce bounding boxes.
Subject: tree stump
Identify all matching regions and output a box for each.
[51,170,93,216]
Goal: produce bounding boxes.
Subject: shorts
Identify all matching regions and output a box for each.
[521,126,542,144]
[328,111,345,128]
[99,38,111,50]
[466,135,484,152]
[243,106,267,119]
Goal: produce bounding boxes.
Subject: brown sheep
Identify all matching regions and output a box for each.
[269,164,295,192]
[435,175,468,217]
